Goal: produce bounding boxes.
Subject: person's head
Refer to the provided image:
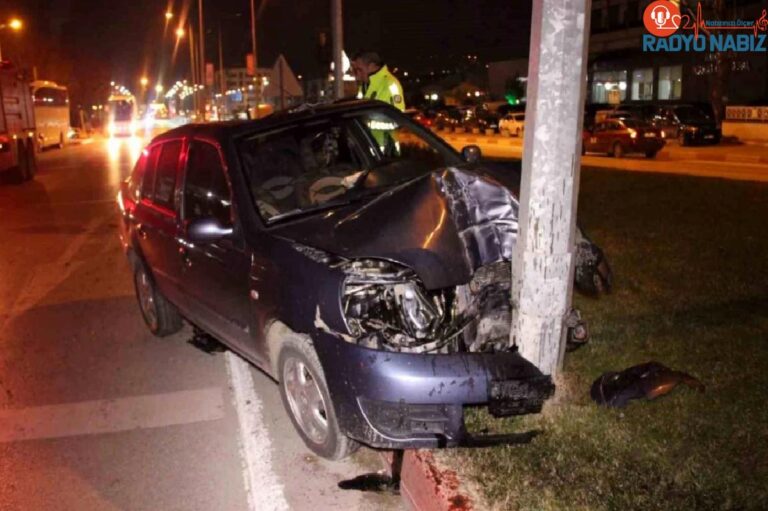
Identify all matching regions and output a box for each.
[350,51,383,82]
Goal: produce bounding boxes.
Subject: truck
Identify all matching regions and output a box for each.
[0,61,37,182]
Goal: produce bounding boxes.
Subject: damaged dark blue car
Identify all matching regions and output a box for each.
[118,101,611,460]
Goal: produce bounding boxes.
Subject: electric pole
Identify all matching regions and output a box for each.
[331,0,344,100]
[198,0,206,120]
[510,0,592,377]
[250,0,260,118]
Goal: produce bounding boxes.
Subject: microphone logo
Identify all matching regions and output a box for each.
[644,0,680,37]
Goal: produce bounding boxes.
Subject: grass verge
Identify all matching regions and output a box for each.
[447,168,768,510]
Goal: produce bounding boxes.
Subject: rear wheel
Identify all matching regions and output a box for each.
[278,336,358,460]
[133,263,183,337]
[612,142,625,158]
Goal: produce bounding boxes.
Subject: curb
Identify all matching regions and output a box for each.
[379,450,474,511]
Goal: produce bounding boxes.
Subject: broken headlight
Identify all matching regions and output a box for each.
[340,259,456,353]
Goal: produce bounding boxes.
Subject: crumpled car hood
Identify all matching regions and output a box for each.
[270,167,519,289]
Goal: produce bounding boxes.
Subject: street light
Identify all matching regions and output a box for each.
[0,17,24,61]
[140,77,149,87]
[175,27,185,39]
[155,84,163,94]
[164,11,174,21]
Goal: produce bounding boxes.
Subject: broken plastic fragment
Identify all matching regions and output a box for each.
[590,361,705,408]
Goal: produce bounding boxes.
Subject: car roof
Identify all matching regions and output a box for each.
[149,100,398,145]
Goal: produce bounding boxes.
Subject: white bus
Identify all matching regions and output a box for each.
[31,80,71,150]
[107,93,138,137]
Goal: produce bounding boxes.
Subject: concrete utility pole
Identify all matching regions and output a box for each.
[510,0,591,377]
[331,0,344,100]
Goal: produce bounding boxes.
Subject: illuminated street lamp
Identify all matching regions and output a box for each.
[155,84,163,94]
[175,27,185,39]
[140,76,149,87]
[0,17,24,61]
[164,11,174,21]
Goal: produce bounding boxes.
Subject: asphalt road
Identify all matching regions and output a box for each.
[0,139,401,511]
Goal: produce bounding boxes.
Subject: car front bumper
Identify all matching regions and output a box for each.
[311,332,554,449]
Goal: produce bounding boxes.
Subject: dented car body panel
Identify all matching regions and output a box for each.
[118,100,607,450]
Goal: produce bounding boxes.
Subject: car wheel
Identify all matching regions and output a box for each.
[278,336,358,460]
[133,263,183,337]
[645,150,658,159]
[612,142,625,158]
[677,132,687,146]
[25,140,37,178]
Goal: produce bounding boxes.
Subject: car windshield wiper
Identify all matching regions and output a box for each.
[266,190,376,224]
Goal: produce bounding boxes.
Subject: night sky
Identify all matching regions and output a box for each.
[0,0,532,104]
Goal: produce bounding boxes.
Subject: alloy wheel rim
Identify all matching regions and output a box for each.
[137,270,158,330]
[283,357,329,445]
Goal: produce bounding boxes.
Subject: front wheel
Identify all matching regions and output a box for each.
[133,263,183,337]
[278,337,358,460]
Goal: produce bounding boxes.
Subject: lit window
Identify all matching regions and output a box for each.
[591,70,627,103]
[631,68,653,101]
[658,65,682,100]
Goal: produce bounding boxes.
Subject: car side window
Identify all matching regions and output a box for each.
[153,140,182,210]
[140,145,162,201]
[184,141,232,227]
[128,152,147,201]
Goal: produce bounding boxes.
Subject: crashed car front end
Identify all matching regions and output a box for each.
[276,167,609,448]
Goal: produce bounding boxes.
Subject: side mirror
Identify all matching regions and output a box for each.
[462,145,481,164]
[186,217,233,245]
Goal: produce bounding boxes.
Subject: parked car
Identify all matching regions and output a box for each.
[461,106,499,134]
[404,108,436,129]
[653,104,721,146]
[118,100,611,460]
[583,118,665,158]
[433,107,462,131]
[500,112,526,137]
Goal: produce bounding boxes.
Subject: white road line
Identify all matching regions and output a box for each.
[3,216,106,322]
[0,387,225,443]
[224,351,289,511]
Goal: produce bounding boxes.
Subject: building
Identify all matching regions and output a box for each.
[488,0,768,107]
[214,55,304,116]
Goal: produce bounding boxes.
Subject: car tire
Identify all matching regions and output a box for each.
[25,140,37,178]
[645,150,658,159]
[133,263,183,337]
[278,336,359,461]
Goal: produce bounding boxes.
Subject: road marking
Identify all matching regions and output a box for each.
[1,216,106,325]
[0,387,225,443]
[225,351,289,511]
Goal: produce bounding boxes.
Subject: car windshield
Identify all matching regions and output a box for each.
[239,108,463,223]
[675,106,711,123]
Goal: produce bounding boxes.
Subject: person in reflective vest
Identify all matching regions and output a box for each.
[351,51,405,111]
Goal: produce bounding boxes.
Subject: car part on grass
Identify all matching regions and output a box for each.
[565,308,589,352]
[590,361,705,408]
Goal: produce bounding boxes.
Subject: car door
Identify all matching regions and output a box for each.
[178,139,254,356]
[133,140,184,304]
[588,123,605,152]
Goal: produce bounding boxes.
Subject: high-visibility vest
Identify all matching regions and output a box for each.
[357,65,405,111]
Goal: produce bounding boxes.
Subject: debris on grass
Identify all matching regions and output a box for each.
[590,361,705,408]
